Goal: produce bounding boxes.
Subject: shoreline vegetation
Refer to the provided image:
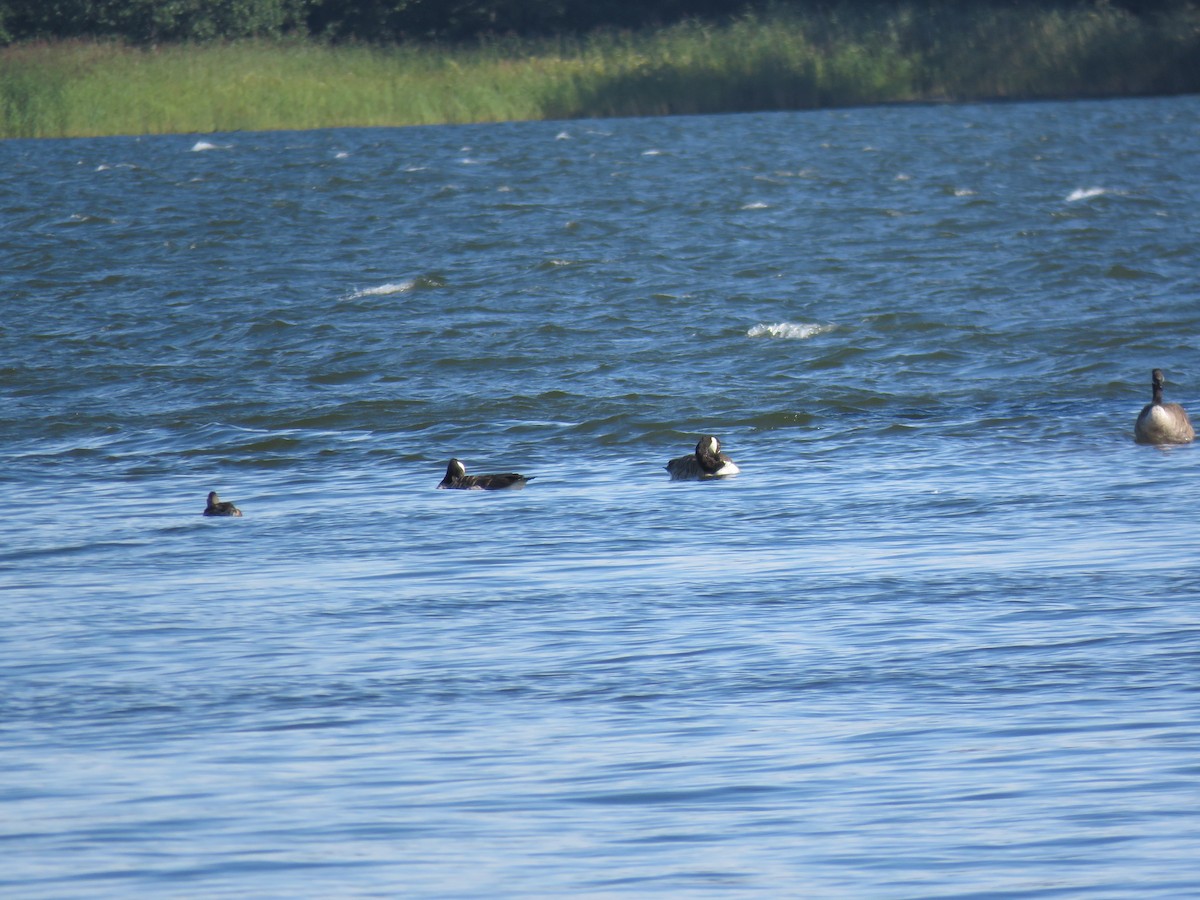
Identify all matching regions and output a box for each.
[2,4,1199,139]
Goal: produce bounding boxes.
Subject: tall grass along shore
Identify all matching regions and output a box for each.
[3,4,1199,139]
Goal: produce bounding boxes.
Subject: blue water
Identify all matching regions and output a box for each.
[3,96,1200,897]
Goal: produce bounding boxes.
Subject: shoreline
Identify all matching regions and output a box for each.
[8,91,1193,145]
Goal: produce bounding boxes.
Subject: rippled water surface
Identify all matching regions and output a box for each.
[3,97,1200,897]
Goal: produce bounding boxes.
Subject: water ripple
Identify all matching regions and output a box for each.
[3,98,1200,897]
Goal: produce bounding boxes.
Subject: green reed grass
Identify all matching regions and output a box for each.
[3,4,1199,138]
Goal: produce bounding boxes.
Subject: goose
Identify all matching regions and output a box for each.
[1135,368,1194,445]
[203,491,243,517]
[437,458,534,490]
[666,435,740,480]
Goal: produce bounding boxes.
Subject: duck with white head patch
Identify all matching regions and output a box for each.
[666,435,740,481]
[203,491,242,517]
[437,458,534,490]
[1135,368,1194,445]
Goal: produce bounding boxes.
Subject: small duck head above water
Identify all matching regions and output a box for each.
[1135,368,1195,445]
[437,458,534,490]
[204,491,243,517]
[666,435,740,480]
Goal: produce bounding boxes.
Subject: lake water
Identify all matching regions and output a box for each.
[3,95,1200,897]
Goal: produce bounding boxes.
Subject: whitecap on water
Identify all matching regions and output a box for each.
[747,322,835,340]
[345,281,415,300]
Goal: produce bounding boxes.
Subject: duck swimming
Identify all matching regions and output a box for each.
[666,435,740,480]
[1134,368,1194,445]
[203,491,242,517]
[437,458,534,490]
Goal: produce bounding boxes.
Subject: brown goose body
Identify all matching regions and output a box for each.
[1135,369,1194,445]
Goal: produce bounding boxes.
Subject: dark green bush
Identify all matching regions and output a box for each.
[0,0,309,43]
[0,0,1196,45]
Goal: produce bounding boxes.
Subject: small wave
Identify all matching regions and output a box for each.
[1066,187,1107,202]
[65,213,116,226]
[346,281,415,300]
[747,322,835,340]
[537,259,579,270]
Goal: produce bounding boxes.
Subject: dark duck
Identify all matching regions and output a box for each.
[437,458,534,490]
[203,491,243,517]
[665,435,740,480]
